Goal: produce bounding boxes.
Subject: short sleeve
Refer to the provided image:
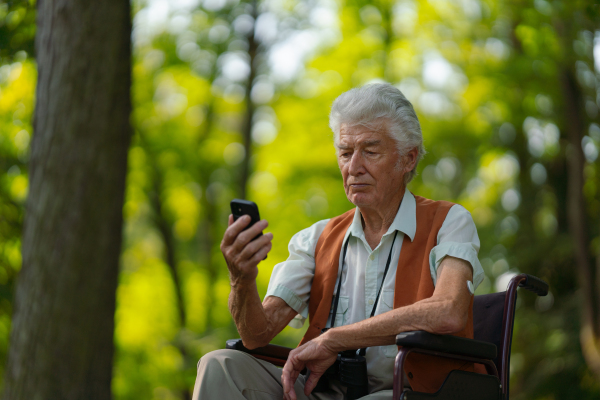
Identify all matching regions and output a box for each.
[265,219,329,328]
[429,205,485,289]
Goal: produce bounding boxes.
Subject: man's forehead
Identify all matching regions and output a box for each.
[338,124,390,147]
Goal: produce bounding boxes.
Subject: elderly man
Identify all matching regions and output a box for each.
[192,83,484,399]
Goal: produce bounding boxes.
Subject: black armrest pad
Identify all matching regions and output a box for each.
[226,339,292,360]
[519,274,549,296]
[396,331,497,360]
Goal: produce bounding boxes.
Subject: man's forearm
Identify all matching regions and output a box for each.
[229,280,271,349]
[320,295,467,353]
[321,257,474,353]
[229,281,297,349]
[221,213,283,348]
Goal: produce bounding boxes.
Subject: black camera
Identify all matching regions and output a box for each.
[312,349,369,400]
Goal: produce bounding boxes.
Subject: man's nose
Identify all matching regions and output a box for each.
[348,152,365,176]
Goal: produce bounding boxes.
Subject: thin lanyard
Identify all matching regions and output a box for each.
[329,230,399,329]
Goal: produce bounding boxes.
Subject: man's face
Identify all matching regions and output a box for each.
[336,122,416,210]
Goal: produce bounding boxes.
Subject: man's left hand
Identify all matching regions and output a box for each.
[281,337,338,400]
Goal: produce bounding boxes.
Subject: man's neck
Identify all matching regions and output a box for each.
[359,189,406,250]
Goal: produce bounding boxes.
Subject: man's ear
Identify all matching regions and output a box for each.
[404,147,419,173]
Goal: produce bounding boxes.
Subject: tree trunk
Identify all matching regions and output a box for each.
[198,185,218,332]
[2,0,131,398]
[239,0,259,200]
[149,166,187,329]
[197,98,218,331]
[377,0,393,83]
[560,67,600,379]
[146,158,191,400]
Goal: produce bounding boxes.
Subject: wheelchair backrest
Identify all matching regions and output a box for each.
[473,291,507,372]
[472,275,548,399]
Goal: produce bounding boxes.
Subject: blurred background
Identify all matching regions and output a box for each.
[1,0,600,398]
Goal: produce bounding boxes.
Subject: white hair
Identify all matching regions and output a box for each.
[329,83,425,183]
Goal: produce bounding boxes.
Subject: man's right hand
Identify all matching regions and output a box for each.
[222,215,296,349]
[221,214,273,286]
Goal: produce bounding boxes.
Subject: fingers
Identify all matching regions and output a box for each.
[239,232,272,260]
[221,215,251,247]
[282,354,303,400]
[248,240,272,264]
[221,215,273,283]
[235,219,268,250]
[221,217,269,256]
[281,367,297,400]
[282,371,299,400]
[222,217,268,253]
[303,371,323,396]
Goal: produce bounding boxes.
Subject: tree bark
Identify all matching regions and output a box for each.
[560,67,600,379]
[196,96,219,331]
[376,0,394,83]
[2,0,131,398]
[198,193,218,331]
[147,165,191,400]
[149,165,187,329]
[238,0,259,200]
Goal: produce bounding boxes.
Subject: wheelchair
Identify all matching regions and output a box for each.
[226,273,549,400]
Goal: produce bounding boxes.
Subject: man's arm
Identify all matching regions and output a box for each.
[281,256,474,400]
[221,215,297,349]
[319,255,473,350]
[229,284,298,349]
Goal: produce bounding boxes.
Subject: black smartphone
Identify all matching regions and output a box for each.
[230,199,263,240]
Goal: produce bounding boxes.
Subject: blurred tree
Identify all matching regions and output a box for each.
[2,0,131,399]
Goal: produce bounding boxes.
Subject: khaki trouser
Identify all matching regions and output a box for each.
[192,349,393,400]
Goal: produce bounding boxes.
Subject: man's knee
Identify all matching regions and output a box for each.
[197,349,249,375]
[194,349,287,399]
[197,349,237,368]
[194,349,249,398]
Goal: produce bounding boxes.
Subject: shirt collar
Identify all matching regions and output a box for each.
[348,188,416,242]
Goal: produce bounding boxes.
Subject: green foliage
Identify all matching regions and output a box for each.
[1,0,600,398]
[0,58,34,390]
[0,0,35,62]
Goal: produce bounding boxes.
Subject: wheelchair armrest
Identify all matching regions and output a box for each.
[396,331,497,360]
[226,339,292,361]
[519,274,549,296]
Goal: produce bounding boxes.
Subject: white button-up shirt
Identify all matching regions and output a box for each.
[266,189,484,392]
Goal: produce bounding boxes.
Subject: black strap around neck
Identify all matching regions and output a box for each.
[329,230,399,329]
[329,237,350,329]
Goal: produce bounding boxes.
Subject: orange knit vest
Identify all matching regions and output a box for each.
[299,195,476,393]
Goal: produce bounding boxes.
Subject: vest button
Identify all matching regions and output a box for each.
[408,372,413,379]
